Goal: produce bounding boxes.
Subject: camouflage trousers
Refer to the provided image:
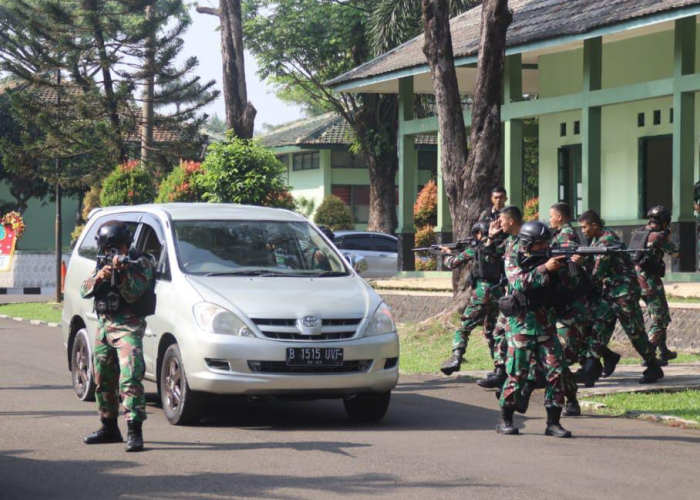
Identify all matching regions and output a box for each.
[452,281,502,353]
[641,291,671,346]
[556,300,591,366]
[491,313,508,368]
[589,293,656,363]
[94,320,147,423]
[499,330,566,411]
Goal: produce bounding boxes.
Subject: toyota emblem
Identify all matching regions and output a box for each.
[301,316,321,328]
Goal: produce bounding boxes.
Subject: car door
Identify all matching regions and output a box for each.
[372,235,398,278]
[76,213,141,342]
[133,214,168,379]
[337,234,377,278]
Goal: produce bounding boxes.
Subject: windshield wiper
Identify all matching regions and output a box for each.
[306,271,350,277]
[204,270,269,277]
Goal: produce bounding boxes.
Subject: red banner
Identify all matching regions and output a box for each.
[0,223,17,272]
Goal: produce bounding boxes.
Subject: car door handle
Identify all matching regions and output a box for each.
[378,254,388,258]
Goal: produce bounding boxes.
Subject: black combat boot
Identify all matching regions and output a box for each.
[487,338,495,360]
[601,347,621,378]
[125,421,144,452]
[84,418,123,445]
[563,398,582,417]
[658,340,677,366]
[516,381,535,414]
[440,349,465,376]
[583,357,603,388]
[639,359,665,384]
[477,365,507,389]
[574,368,587,384]
[496,408,519,435]
[545,407,572,438]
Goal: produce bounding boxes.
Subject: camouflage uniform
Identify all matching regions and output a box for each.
[499,238,566,411]
[588,228,656,363]
[81,255,154,423]
[444,244,503,353]
[489,235,515,370]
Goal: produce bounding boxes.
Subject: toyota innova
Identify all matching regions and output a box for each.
[62,204,400,425]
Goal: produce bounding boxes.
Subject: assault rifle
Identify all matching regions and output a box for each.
[519,245,646,274]
[412,237,479,255]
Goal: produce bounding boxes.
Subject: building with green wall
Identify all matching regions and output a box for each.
[329,0,700,274]
[260,113,438,230]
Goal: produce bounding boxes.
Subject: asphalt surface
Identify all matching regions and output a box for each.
[1,319,698,500]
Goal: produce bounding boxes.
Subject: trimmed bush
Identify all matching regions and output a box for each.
[523,197,540,222]
[295,196,316,218]
[314,195,354,230]
[414,179,438,229]
[100,161,156,207]
[156,160,204,203]
[414,226,437,271]
[195,135,289,206]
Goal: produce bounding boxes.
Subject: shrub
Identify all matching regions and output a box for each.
[414,226,437,271]
[314,195,354,230]
[295,196,316,218]
[156,160,204,203]
[195,135,289,206]
[81,185,102,221]
[266,189,297,210]
[414,179,438,229]
[523,197,540,222]
[100,160,157,207]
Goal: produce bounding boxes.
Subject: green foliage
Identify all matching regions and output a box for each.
[295,196,316,218]
[314,195,354,231]
[195,135,290,207]
[414,226,437,271]
[523,197,539,222]
[100,161,157,207]
[156,160,204,203]
[523,129,539,203]
[414,180,438,229]
[583,390,700,427]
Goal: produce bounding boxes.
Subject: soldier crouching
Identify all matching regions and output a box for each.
[496,221,571,438]
[80,221,155,452]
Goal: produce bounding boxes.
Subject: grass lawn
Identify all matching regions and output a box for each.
[398,317,700,375]
[582,390,700,426]
[665,295,700,304]
[0,302,62,324]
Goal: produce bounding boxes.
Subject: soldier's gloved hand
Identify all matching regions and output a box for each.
[438,246,453,254]
[570,254,584,266]
[544,256,566,272]
[96,265,113,282]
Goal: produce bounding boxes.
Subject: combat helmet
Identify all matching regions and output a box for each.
[647,205,672,227]
[518,221,552,252]
[95,221,133,249]
[471,220,491,237]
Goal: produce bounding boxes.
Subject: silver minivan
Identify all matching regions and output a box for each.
[62,204,400,425]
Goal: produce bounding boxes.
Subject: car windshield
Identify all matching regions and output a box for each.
[173,220,349,276]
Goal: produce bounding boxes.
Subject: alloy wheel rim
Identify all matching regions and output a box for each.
[74,340,89,393]
[165,358,182,411]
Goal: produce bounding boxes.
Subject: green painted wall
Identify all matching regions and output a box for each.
[538,25,700,223]
[0,182,79,252]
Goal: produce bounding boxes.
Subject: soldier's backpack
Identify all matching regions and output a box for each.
[628,228,663,276]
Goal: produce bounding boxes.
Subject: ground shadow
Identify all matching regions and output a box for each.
[147,440,371,458]
[0,385,72,391]
[0,451,492,500]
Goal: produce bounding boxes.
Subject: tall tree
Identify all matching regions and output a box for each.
[421,0,512,292]
[196,0,256,138]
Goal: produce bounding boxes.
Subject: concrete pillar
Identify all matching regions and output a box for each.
[398,77,417,271]
[504,54,523,208]
[582,37,602,214]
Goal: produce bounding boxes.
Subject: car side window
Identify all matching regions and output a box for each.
[78,216,139,261]
[342,235,373,251]
[374,236,398,253]
[136,219,169,281]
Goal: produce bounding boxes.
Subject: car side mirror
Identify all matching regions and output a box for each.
[343,253,368,275]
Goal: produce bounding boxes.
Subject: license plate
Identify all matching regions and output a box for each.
[286,348,344,367]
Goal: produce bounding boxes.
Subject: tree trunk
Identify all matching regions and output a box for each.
[366,151,398,233]
[422,0,512,298]
[140,4,156,166]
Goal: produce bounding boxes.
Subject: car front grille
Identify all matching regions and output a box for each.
[251,317,363,342]
[248,360,372,374]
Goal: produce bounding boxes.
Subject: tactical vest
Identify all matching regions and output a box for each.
[629,228,664,276]
[470,248,502,283]
[94,251,157,318]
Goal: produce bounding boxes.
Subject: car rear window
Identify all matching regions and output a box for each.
[340,235,373,251]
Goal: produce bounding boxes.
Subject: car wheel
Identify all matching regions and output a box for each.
[160,344,205,425]
[71,328,95,402]
[343,392,391,423]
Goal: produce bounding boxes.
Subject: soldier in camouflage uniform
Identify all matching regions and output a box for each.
[578,210,664,385]
[478,186,508,223]
[439,220,504,375]
[633,206,679,365]
[496,221,571,438]
[81,221,154,452]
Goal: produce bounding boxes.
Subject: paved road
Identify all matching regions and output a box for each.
[1,319,697,500]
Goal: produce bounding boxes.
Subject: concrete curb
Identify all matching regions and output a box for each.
[0,314,59,329]
[581,400,700,428]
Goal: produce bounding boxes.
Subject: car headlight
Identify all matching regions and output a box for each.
[365,303,396,336]
[192,302,255,337]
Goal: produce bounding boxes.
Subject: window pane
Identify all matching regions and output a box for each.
[331,185,352,205]
[293,154,303,171]
[352,186,370,224]
[332,150,353,168]
[342,235,373,251]
[312,152,320,170]
[374,237,397,253]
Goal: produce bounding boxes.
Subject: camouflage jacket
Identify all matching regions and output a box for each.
[81,254,154,328]
[636,226,679,291]
[443,245,478,270]
[590,228,640,298]
[552,223,591,289]
[504,237,556,334]
[479,207,500,222]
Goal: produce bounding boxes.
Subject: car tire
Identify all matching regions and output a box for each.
[343,391,391,423]
[160,344,205,426]
[71,328,96,402]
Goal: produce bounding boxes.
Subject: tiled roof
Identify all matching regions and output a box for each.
[329,0,700,87]
[259,112,437,148]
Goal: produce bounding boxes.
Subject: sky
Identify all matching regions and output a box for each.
[181,5,305,131]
